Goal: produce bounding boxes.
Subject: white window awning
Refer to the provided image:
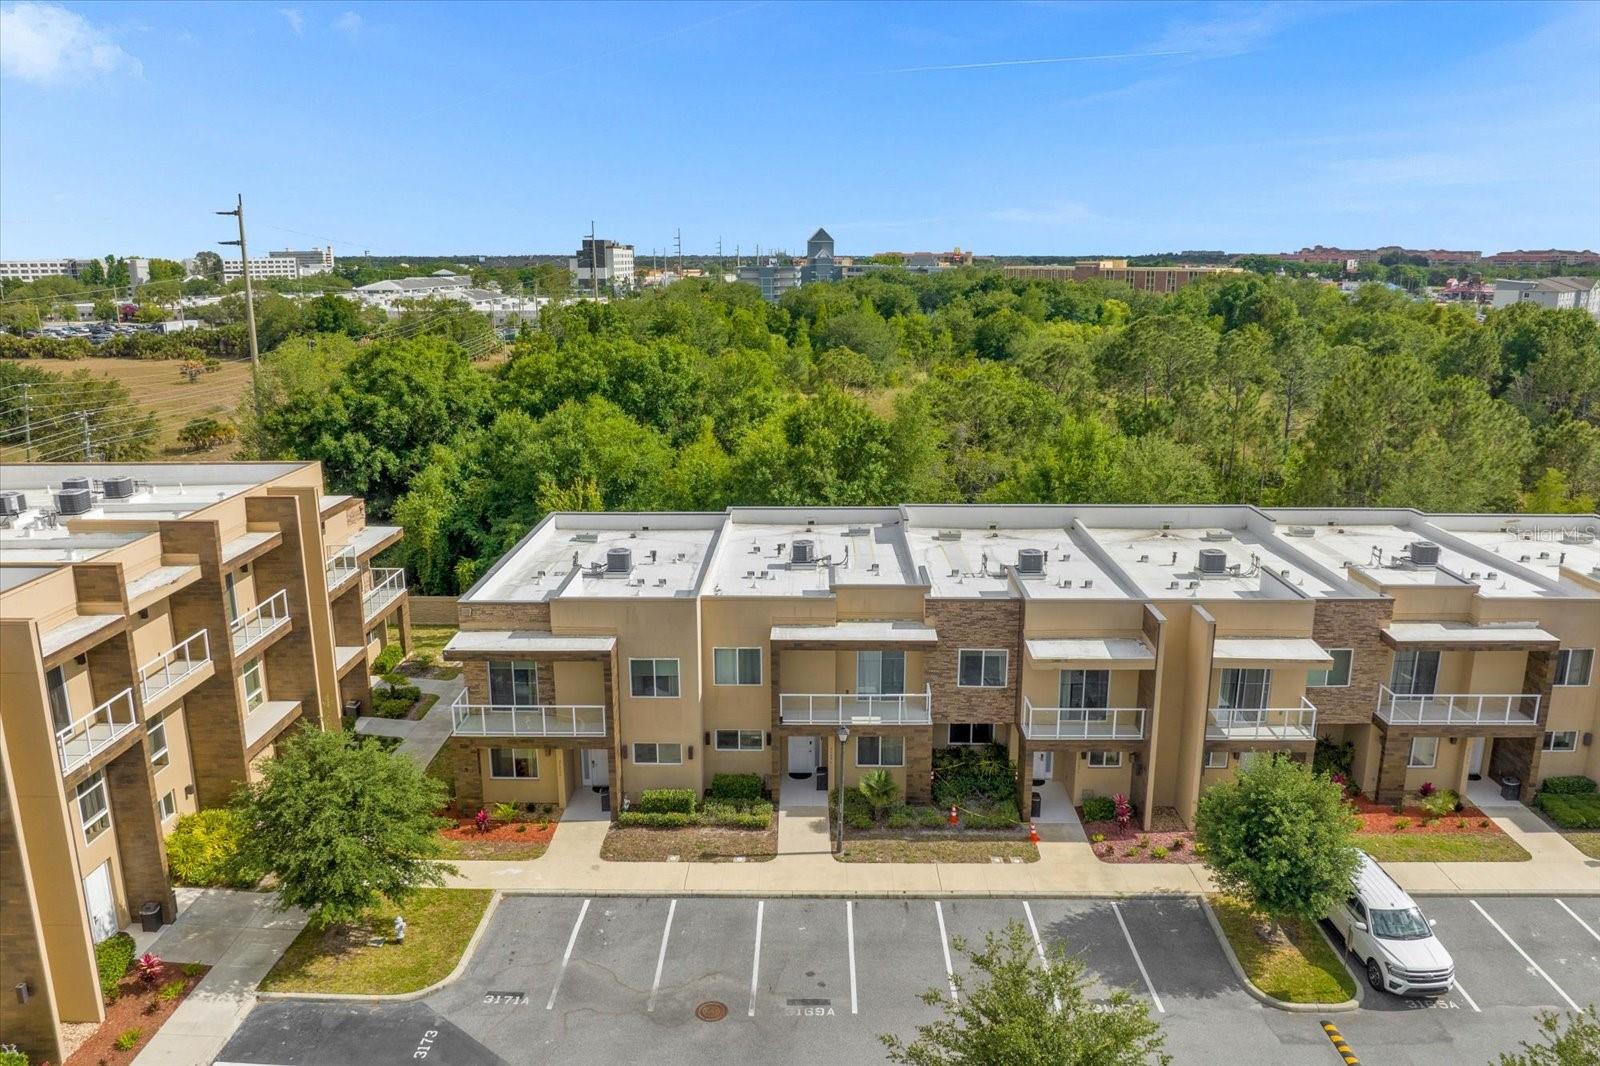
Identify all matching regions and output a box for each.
[1381,621,1559,648]
[1025,637,1155,668]
[1212,637,1333,667]
[444,631,617,657]
[770,621,938,644]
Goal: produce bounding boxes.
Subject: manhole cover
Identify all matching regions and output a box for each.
[696,1001,729,1022]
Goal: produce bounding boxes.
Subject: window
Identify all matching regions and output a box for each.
[46,665,72,733]
[1555,649,1594,687]
[148,712,170,769]
[1308,649,1354,688]
[1087,750,1122,768]
[76,772,109,843]
[1407,736,1438,769]
[489,661,537,706]
[158,791,177,822]
[856,650,906,695]
[713,648,762,686]
[1390,650,1440,696]
[856,735,905,767]
[632,742,683,765]
[630,659,680,698]
[224,573,239,622]
[1204,749,1229,770]
[1218,668,1271,710]
[1059,669,1110,710]
[958,650,1008,688]
[241,657,265,711]
[489,747,539,779]
[947,723,994,745]
[1543,730,1579,753]
[714,729,763,751]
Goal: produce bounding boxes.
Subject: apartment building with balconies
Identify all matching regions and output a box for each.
[443,505,1598,833]
[0,462,405,1064]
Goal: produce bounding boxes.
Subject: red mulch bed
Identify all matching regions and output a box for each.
[1348,795,1503,835]
[1080,814,1202,864]
[65,963,210,1066]
[438,810,558,846]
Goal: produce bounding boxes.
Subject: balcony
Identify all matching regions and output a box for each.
[1374,686,1540,727]
[138,629,212,707]
[1022,699,1145,741]
[325,544,360,592]
[779,686,933,726]
[56,687,137,775]
[231,588,290,656]
[450,691,606,737]
[1207,697,1317,743]
[362,567,406,621]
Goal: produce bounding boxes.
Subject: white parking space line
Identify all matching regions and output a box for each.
[748,899,765,1018]
[1021,901,1062,1013]
[1556,899,1600,944]
[1111,903,1165,1014]
[846,901,859,1015]
[935,901,959,1002]
[546,897,591,1010]
[1452,976,1481,1013]
[647,898,678,1012]
[1470,900,1580,1012]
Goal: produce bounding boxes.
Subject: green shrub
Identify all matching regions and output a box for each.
[372,643,405,674]
[113,1028,144,1052]
[491,802,520,822]
[616,811,698,828]
[95,932,135,1000]
[702,800,773,829]
[842,789,875,830]
[1313,737,1356,780]
[0,1049,29,1066]
[1089,832,1105,844]
[1151,846,1169,859]
[1536,792,1600,829]
[1540,775,1598,796]
[1418,789,1458,817]
[165,809,259,888]
[158,977,187,1001]
[708,773,763,801]
[1081,795,1116,823]
[932,743,1018,809]
[886,804,948,829]
[636,788,696,814]
[961,804,1022,830]
[1392,817,1411,830]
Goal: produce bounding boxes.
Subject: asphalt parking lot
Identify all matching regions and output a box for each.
[218,894,1599,1066]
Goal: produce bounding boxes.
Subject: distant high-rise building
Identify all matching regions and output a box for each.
[570,238,635,292]
[737,257,802,302]
[0,258,95,282]
[802,227,840,284]
[222,246,334,282]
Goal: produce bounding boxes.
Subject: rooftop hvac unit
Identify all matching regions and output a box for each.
[55,488,92,516]
[1015,548,1046,576]
[1286,526,1315,537]
[790,539,817,566]
[60,475,91,493]
[101,475,136,499]
[1197,548,1229,575]
[1409,541,1441,567]
[935,530,962,541]
[1203,530,1233,542]
[605,547,632,574]
[0,490,24,517]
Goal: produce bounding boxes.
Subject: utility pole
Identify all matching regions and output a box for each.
[78,411,92,462]
[217,194,262,419]
[717,237,723,280]
[674,228,683,277]
[588,220,600,302]
[22,383,31,460]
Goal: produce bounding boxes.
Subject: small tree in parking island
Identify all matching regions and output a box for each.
[1193,754,1358,937]
[1495,1006,1600,1066]
[234,729,454,928]
[881,921,1169,1066]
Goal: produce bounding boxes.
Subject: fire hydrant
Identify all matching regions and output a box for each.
[393,915,407,945]
[948,805,959,826]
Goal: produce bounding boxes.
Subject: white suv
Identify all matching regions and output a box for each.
[1328,853,1455,997]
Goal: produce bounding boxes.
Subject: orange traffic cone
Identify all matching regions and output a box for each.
[1028,822,1040,844]
[948,805,959,826]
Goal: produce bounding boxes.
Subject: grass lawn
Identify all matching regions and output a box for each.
[1353,832,1531,862]
[601,825,777,862]
[1565,832,1600,859]
[436,835,549,861]
[1210,895,1357,1004]
[403,625,461,679]
[257,888,492,995]
[836,839,1038,864]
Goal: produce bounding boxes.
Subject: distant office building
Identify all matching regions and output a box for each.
[222,246,334,282]
[1002,260,1243,293]
[0,259,95,282]
[737,258,802,301]
[802,228,840,284]
[571,238,635,292]
[1492,277,1600,317]
[1484,249,1600,268]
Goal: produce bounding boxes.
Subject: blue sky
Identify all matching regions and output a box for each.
[1,1,1597,259]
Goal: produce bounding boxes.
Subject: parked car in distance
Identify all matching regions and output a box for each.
[1328,852,1455,997]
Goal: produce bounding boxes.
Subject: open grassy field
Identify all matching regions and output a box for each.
[2,355,254,462]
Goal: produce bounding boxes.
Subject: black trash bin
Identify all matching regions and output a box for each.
[343,698,362,719]
[1500,775,1521,801]
[599,787,611,813]
[816,765,829,791]
[139,902,163,932]
[1030,791,1042,819]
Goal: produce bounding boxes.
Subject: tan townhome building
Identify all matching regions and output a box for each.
[443,505,1598,831]
[0,462,406,1064]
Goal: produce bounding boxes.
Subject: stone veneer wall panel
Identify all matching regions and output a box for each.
[924,599,1022,726]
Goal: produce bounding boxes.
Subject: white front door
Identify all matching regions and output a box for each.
[582,748,609,788]
[788,735,817,775]
[1032,751,1054,782]
[1467,737,1486,778]
[83,860,117,943]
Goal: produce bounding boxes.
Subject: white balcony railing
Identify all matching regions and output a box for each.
[1374,685,1540,726]
[1207,697,1317,742]
[56,687,136,775]
[362,567,406,620]
[325,543,360,590]
[450,691,606,737]
[231,588,290,655]
[779,686,933,726]
[138,629,211,704]
[1022,698,1145,740]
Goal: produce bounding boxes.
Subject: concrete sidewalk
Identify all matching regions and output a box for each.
[393,675,461,767]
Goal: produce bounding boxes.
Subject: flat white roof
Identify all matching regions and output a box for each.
[1272,519,1555,598]
[0,530,146,562]
[902,517,1131,599]
[1025,637,1154,666]
[1212,637,1333,665]
[445,631,617,655]
[770,621,939,644]
[464,514,719,602]
[709,510,915,596]
[1425,517,1600,591]
[1082,523,1340,600]
[0,463,307,523]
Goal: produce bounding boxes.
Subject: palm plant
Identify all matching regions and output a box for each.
[858,770,899,823]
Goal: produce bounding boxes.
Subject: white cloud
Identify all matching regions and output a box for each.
[1145,2,1347,60]
[278,7,304,35]
[333,10,362,37]
[0,2,142,86]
